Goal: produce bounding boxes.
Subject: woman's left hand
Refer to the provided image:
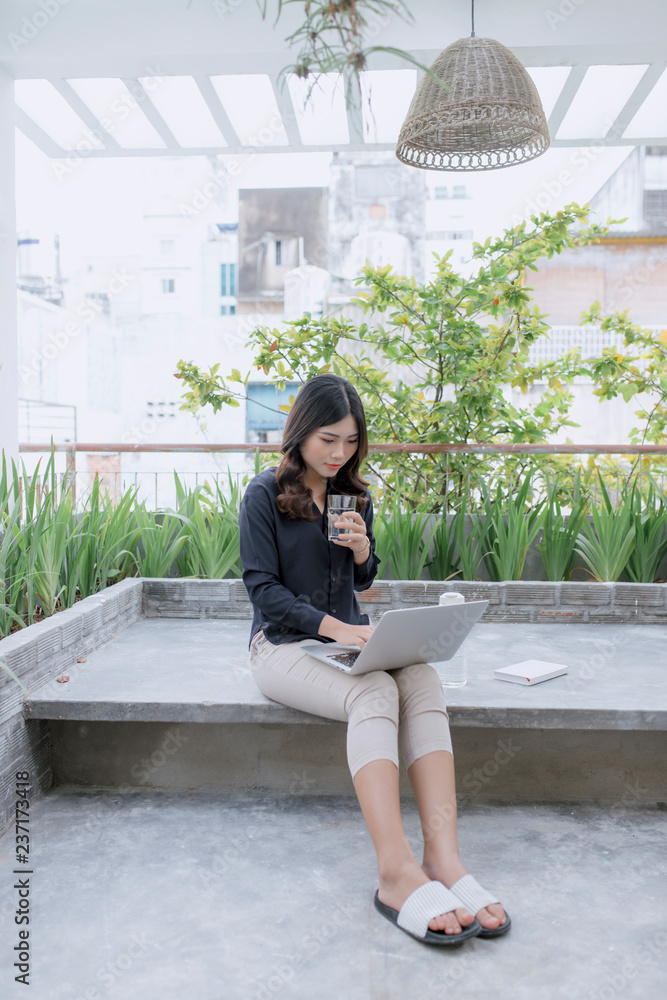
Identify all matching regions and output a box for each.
[333,511,369,553]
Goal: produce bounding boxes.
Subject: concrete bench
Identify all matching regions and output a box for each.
[2,578,666,837]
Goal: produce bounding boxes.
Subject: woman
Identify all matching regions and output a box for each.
[239,373,510,945]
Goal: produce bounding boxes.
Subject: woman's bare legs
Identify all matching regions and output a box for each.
[353,758,476,934]
[407,750,507,932]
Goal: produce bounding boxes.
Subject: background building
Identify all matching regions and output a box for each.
[237,187,328,314]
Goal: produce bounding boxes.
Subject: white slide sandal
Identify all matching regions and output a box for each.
[448,874,511,938]
[374,880,482,945]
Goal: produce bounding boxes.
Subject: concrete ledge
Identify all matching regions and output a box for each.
[21,618,667,731]
[3,577,666,831]
[47,720,667,806]
[0,578,143,834]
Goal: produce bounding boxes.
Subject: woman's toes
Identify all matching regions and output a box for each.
[429,911,461,934]
[488,902,506,925]
[455,907,475,927]
[477,904,504,928]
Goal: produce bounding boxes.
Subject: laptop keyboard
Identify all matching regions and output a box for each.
[327,651,361,669]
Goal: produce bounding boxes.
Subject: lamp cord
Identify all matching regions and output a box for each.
[471,0,475,37]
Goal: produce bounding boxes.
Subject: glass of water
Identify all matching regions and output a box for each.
[327,495,356,541]
[439,592,467,688]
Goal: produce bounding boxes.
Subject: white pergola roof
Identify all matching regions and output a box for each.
[1,0,666,156]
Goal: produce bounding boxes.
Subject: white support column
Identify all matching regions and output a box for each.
[0,67,18,465]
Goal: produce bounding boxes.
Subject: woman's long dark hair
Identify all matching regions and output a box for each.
[275,374,370,520]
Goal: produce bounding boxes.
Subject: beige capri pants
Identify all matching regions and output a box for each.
[249,630,453,780]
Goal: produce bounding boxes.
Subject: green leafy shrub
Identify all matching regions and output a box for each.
[539,472,589,581]
[574,475,636,582]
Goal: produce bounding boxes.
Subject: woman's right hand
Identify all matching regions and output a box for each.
[318,615,375,648]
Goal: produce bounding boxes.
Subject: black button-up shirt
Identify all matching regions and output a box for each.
[239,466,381,649]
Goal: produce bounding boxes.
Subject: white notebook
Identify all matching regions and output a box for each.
[494,659,569,686]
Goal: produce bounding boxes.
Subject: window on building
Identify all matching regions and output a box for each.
[453,185,467,198]
[221,263,237,297]
[221,304,237,316]
[246,381,300,443]
[221,305,227,315]
[644,189,667,229]
[146,401,177,420]
[434,186,448,199]
[425,230,473,241]
[161,278,175,294]
[275,240,282,266]
[84,291,110,317]
[160,239,176,255]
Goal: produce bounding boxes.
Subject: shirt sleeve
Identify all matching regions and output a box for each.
[239,480,327,636]
[354,491,381,591]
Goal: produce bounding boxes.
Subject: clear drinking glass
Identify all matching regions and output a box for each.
[327,495,356,541]
[439,592,467,688]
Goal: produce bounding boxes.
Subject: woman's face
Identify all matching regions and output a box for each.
[300,413,360,483]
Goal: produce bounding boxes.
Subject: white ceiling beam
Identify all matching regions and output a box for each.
[269,75,303,150]
[547,65,588,140]
[193,75,241,148]
[14,64,667,158]
[50,79,122,153]
[120,77,180,149]
[14,105,66,157]
[606,62,667,140]
[346,91,365,148]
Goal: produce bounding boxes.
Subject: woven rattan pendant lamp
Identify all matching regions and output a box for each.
[396,0,550,171]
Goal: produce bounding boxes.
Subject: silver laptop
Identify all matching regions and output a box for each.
[301,601,488,674]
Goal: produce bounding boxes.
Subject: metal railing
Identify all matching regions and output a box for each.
[15,441,667,510]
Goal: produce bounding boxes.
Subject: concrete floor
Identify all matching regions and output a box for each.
[1,789,665,1000]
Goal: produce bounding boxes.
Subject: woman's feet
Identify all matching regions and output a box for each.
[377,860,476,935]
[421,856,508,933]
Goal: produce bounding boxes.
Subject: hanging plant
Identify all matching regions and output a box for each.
[272,1,425,98]
[192,1,436,107]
